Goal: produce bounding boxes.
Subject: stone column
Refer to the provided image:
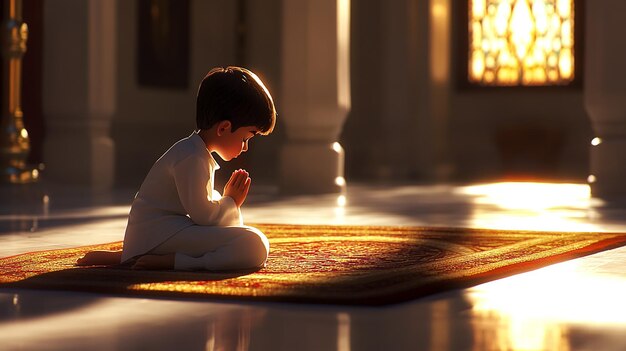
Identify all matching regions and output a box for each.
[585,1,626,201]
[42,0,116,191]
[279,0,350,194]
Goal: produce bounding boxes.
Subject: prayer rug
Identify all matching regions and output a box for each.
[2,224,626,305]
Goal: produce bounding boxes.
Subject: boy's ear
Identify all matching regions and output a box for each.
[216,120,232,136]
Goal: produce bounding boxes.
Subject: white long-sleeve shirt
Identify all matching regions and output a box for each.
[121,131,241,262]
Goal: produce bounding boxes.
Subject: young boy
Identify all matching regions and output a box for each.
[77,66,276,271]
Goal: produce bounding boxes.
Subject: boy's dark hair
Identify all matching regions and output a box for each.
[196,66,276,135]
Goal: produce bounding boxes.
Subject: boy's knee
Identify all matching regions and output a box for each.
[241,227,269,268]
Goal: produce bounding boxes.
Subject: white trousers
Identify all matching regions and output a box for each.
[150,225,269,271]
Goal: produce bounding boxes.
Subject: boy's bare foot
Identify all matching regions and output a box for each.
[76,250,122,266]
[132,254,175,270]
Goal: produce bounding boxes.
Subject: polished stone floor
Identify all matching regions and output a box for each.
[2,181,626,350]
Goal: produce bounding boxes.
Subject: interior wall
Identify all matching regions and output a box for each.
[113,0,236,188]
[113,0,284,189]
[345,0,591,184]
[448,1,591,182]
[112,0,592,189]
[450,90,590,182]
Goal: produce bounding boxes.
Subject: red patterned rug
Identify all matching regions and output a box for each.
[2,224,626,305]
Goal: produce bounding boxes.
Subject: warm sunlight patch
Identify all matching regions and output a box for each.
[459,182,595,231]
[460,182,590,211]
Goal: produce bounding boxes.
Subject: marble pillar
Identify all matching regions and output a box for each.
[42,0,116,191]
[279,0,350,194]
[585,1,626,201]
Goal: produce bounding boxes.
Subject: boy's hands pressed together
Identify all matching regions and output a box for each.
[224,169,251,208]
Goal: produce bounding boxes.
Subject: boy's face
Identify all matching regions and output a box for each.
[214,124,259,161]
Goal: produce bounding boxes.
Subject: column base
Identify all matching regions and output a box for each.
[279,141,345,194]
[589,136,626,202]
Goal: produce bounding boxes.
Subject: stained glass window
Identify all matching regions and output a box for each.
[468,0,575,86]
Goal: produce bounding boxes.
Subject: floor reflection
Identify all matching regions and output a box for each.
[205,307,262,351]
[466,257,626,350]
[468,259,626,325]
[337,312,351,351]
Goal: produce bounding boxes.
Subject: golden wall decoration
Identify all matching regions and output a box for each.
[468,0,575,86]
[0,0,38,183]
